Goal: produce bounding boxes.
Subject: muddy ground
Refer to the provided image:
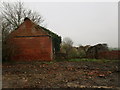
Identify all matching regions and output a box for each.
[2,60,120,89]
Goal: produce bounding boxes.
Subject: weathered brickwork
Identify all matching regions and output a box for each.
[7,18,53,61]
[98,50,120,60]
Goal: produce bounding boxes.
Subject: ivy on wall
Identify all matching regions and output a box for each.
[41,26,61,53]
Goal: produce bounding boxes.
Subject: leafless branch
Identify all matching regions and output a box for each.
[1,1,45,41]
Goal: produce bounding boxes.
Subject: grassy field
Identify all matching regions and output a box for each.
[55,58,119,63]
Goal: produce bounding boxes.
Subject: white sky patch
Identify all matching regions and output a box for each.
[0,0,119,2]
[24,2,118,47]
[0,1,118,48]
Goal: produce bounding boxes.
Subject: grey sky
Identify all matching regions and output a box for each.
[24,2,118,48]
[0,1,118,48]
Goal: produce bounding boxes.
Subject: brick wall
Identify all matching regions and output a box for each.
[5,18,54,61]
[98,50,120,60]
[8,36,53,61]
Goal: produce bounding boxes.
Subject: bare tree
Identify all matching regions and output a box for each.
[0,15,2,40]
[1,1,45,41]
[0,15,2,33]
[61,37,73,58]
[63,37,73,46]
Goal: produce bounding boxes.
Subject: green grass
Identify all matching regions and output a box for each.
[41,61,54,64]
[65,58,119,63]
[3,58,119,64]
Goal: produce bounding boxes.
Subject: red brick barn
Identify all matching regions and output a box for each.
[6,18,53,61]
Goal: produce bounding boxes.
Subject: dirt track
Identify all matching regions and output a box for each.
[2,60,120,89]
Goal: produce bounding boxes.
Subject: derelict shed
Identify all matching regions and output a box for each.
[6,18,53,61]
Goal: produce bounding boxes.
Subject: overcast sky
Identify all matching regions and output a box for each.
[0,1,118,48]
[23,2,118,48]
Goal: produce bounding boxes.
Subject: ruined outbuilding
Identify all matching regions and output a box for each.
[86,44,109,59]
[5,18,54,61]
